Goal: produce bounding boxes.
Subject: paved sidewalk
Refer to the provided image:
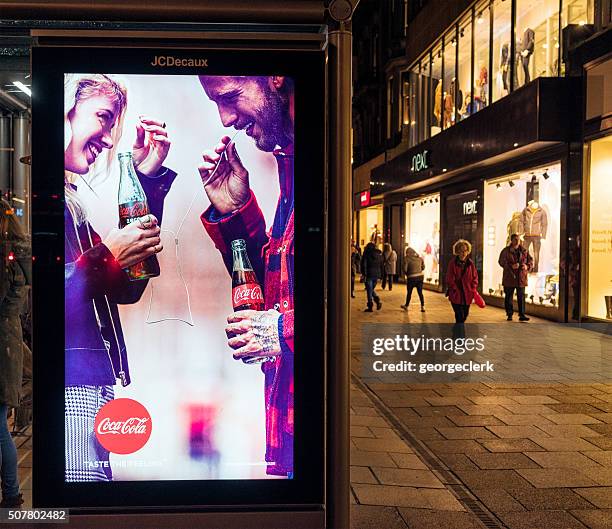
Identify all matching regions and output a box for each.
[350,284,612,529]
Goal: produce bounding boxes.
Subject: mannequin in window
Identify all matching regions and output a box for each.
[506,211,524,246]
[433,81,442,129]
[475,66,488,107]
[519,28,535,85]
[521,199,547,272]
[499,43,509,94]
[443,79,456,128]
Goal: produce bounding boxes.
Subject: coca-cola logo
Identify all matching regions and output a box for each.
[232,283,264,307]
[94,398,152,454]
[119,201,148,220]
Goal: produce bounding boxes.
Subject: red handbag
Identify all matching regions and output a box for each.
[473,290,486,309]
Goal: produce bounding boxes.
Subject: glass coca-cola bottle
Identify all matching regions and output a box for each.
[231,239,273,364]
[117,152,159,281]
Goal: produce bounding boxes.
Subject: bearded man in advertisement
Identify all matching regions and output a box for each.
[198,75,294,477]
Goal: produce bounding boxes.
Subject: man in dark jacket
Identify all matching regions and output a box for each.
[498,234,533,321]
[361,242,383,312]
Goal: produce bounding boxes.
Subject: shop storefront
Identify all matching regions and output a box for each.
[405,193,440,286]
[483,162,562,309]
[356,203,384,249]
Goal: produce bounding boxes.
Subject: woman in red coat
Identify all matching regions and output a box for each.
[445,239,478,323]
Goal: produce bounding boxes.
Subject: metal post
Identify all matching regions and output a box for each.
[327,0,357,526]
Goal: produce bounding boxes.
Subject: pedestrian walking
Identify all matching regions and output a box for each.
[445,239,478,324]
[351,241,361,298]
[381,243,397,290]
[361,242,383,312]
[401,246,426,312]
[0,200,30,508]
[498,233,533,321]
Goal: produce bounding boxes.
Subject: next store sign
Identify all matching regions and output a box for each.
[411,150,430,172]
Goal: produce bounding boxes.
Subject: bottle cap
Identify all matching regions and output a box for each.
[231,239,246,251]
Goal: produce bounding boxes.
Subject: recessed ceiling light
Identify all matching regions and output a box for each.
[13,81,31,97]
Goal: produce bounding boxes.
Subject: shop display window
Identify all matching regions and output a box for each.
[473,1,491,113]
[430,45,443,137]
[405,194,441,285]
[562,0,594,27]
[586,136,612,320]
[515,0,560,86]
[443,28,458,129]
[359,205,384,250]
[457,16,473,122]
[492,0,512,102]
[483,163,561,307]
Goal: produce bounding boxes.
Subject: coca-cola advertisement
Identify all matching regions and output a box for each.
[63,71,295,482]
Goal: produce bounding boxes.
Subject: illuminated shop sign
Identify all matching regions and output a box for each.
[360,190,371,207]
[411,150,430,172]
[463,200,478,215]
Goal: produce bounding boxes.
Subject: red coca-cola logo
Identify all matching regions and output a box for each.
[232,283,264,308]
[94,398,152,454]
[119,201,148,220]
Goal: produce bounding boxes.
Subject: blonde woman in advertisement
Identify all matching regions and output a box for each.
[63,74,176,481]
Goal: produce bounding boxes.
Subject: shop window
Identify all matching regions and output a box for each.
[421,59,432,142]
[430,44,442,137]
[483,163,561,308]
[492,0,511,102]
[457,16,473,122]
[405,194,441,286]
[586,58,612,121]
[408,64,421,146]
[359,206,384,249]
[515,0,561,87]
[586,136,612,320]
[442,29,458,130]
[473,1,491,112]
[562,0,594,26]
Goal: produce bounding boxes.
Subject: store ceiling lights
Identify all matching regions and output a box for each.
[543,170,550,179]
[509,181,515,187]
[496,183,501,190]
[531,174,538,183]
[477,12,483,24]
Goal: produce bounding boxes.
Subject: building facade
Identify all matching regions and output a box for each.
[352,0,611,322]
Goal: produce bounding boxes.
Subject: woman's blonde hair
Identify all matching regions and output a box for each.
[452,239,472,255]
[64,74,128,225]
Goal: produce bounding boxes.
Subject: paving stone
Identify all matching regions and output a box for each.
[351,449,398,468]
[498,510,589,529]
[392,407,420,420]
[467,396,518,405]
[413,405,467,417]
[574,488,612,508]
[591,413,612,423]
[472,488,526,513]
[448,415,505,427]
[351,484,433,509]
[543,414,603,425]
[502,404,561,415]
[418,489,465,511]
[466,452,541,470]
[408,427,446,441]
[388,452,429,470]
[481,439,545,452]
[367,382,411,391]
[524,451,603,469]
[424,397,475,407]
[353,437,413,454]
[351,425,375,438]
[570,509,612,529]
[508,488,596,511]
[486,425,549,439]
[494,413,555,426]
[436,426,497,440]
[509,395,560,405]
[351,466,379,484]
[351,415,390,427]
[369,426,403,440]
[517,468,598,488]
[456,469,533,490]
[577,467,612,486]
[459,404,508,416]
[372,467,445,488]
[352,406,381,417]
[437,453,480,471]
[531,437,602,452]
[401,416,458,428]
[586,423,612,436]
[424,439,487,454]
[545,403,602,414]
[582,451,612,466]
[592,403,612,413]
[536,424,603,438]
[398,508,484,529]
[350,504,409,529]
[584,436,612,450]
[553,395,608,405]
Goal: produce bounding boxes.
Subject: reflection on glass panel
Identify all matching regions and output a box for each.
[492,0,511,102]
[443,29,457,129]
[408,64,420,146]
[430,44,442,137]
[516,0,560,87]
[457,17,472,121]
[473,2,491,112]
[421,58,431,141]
[563,0,593,26]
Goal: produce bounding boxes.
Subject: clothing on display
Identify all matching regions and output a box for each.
[500,43,510,92]
[434,81,442,128]
[518,28,535,85]
[521,200,547,272]
[476,67,488,107]
[506,211,523,245]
